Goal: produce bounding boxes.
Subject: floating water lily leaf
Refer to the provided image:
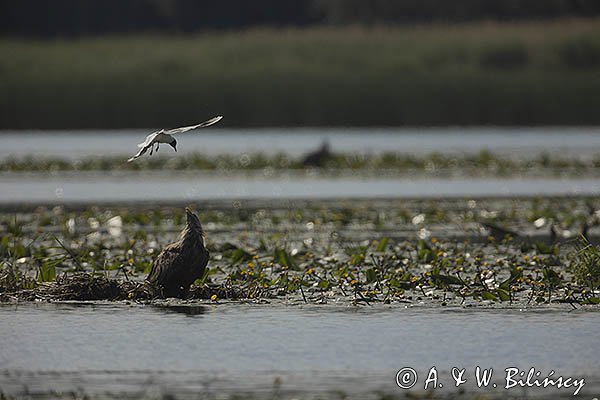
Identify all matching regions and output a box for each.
[347,245,368,266]
[365,268,377,283]
[389,278,413,289]
[500,267,522,290]
[318,280,330,289]
[497,288,510,301]
[431,274,463,286]
[582,297,600,305]
[482,291,498,301]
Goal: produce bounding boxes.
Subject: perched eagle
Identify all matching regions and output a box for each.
[147,208,209,298]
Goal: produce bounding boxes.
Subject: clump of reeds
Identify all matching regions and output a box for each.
[570,236,600,292]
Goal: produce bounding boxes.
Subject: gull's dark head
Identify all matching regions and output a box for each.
[169,139,177,152]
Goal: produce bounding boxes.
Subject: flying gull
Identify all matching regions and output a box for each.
[127,115,223,162]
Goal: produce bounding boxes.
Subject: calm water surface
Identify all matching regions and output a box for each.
[1,173,600,203]
[2,127,600,160]
[0,304,598,398]
[3,127,600,203]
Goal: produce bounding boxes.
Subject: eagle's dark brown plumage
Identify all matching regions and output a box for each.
[146,208,209,298]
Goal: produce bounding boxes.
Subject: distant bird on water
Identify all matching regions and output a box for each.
[128,115,223,162]
[146,208,209,298]
[481,222,519,241]
[302,139,332,167]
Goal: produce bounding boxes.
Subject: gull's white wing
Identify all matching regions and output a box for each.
[137,130,163,148]
[129,130,163,162]
[127,144,150,162]
[166,115,223,135]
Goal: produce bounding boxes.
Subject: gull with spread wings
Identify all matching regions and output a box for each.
[127,115,223,162]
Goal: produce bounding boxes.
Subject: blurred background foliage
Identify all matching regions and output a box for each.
[1,0,599,128]
[2,0,600,36]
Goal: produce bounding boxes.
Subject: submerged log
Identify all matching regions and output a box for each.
[146,208,209,298]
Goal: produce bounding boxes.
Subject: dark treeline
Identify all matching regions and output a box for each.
[2,0,600,37]
[0,0,318,37]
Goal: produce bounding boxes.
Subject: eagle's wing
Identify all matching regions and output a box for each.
[166,115,223,135]
[146,244,181,285]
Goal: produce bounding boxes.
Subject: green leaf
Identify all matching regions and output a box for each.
[142,262,153,274]
[258,238,268,251]
[582,297,600,305]
[274,248,297,270]
[389,278,413,289]
[317,280,330,289]
[347,245,368,266]
[365,268,377,283]
[543,267,562,286]
[376,237,389,252]
[418,239,431,251]
[38,262,56,282]
[419,249,434,263]
[399,272,413,282]
[482,291,498,301]
[0,235,10,256]
[107,263,122,271]
[497,288,511,301]
[230,248,252,264]
[417,240,435,262]
[500,267,522,290]
[535,242,559,255]
[194,267,213,286]
[431,274,463,286]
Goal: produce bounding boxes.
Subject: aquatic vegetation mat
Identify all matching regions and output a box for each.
[2,149,600,178]
[1,197,600,307]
